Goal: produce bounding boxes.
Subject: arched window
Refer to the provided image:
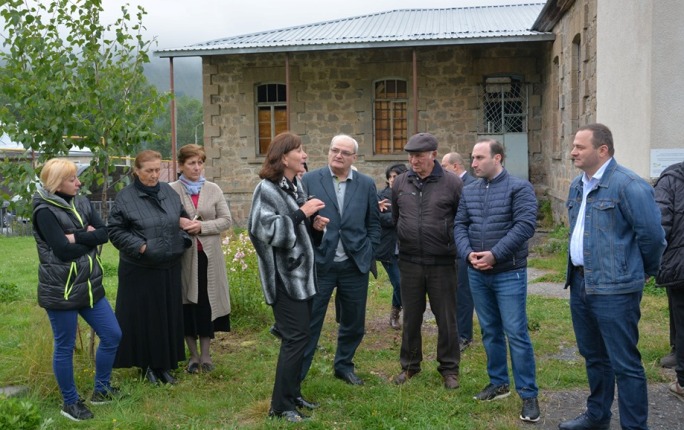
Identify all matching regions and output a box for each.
[256,83,287,155]
[373,79,407,154]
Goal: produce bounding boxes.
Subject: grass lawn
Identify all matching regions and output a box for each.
[0,234,670,429]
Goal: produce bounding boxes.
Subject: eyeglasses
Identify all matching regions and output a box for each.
[329,148,356,157]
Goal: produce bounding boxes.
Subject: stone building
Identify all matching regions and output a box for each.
[157,0,684,226]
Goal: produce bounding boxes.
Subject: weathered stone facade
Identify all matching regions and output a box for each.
[537,0,597,224]
[201,43,546,225]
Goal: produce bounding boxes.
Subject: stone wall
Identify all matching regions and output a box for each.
[538,0,597,224]
[201,43,547,226]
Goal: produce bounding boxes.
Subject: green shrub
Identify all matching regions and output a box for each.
[0,396,42,430]
[644,276,666,297]
[223,229,270,329]
[537,197,554,229]
[0,282,20,303]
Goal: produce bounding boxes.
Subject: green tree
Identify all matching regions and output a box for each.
[149,94,203,159]
[0,0,168,215]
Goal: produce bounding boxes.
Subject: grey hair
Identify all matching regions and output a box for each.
[330,134,359,154]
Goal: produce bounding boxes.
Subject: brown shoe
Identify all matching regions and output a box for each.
[443,374,459,389]
[389,307,401,330]
[393,369,419,385]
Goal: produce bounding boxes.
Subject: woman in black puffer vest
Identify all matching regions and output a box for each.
[32,158,121,422]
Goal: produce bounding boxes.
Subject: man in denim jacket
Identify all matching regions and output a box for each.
[560,123,666,430]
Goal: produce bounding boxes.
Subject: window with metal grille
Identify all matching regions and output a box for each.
[256,83,287,155]
[373,79,408,154]
[479,76,528,134]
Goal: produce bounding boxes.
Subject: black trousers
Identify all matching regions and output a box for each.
[270,284,312,413]
[398,260,460,375]
[669,287,684,385]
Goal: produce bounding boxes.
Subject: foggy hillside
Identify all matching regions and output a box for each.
[144,56,203,100]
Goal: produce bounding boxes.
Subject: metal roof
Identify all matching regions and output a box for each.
[156,3,553,58]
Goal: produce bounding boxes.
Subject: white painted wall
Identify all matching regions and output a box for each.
[650,0,684,158]
[596,1,652,177]
[597,0,684,178]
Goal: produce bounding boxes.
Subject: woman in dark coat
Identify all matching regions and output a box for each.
[32,158,121,422]
[248,132,329,422]
[108,150,191,384]
[376,163,407,329]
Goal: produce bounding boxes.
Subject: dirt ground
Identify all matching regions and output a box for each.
[520,267,684,429]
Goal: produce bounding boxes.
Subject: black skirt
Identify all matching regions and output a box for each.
[183,251,231,338]
[113,260,186,370]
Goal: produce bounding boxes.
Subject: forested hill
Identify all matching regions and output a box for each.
[144,56,202,100]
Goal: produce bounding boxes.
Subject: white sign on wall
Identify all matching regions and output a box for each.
[651,149,684,178]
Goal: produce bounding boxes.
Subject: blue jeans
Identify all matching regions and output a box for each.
[300,259,368,380]
[569,269,647,429]
[381,259,401,308]
[46,298,122,405]
[468,267,538,399]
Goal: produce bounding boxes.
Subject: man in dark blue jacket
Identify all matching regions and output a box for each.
[454,138,539,423]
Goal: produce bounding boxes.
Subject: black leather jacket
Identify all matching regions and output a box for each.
[108,181,191,268]
[392,162,462,265]
[655,162,684,288]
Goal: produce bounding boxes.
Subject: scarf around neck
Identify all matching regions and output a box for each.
[179,174,205,195]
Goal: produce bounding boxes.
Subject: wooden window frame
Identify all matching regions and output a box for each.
[373,78,408,155]
[256,83,287,155]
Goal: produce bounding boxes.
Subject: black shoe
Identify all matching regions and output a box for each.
[156,369,177,385]
[143,367,160,385]
[459,338,473,352]
[295,396,320,410]
[473,383,510,401]
[661,349,677,369]
[61,399,94,421]
[269,324,283,340]
[558,412,610,430]
[334,370,364,385]
[90,386,122,405]
[268,409,310,423]
[520,397,540,423]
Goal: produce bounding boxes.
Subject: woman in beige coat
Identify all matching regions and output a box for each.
[171,144,232,373]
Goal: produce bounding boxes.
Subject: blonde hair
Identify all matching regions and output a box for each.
[40,159,78,194]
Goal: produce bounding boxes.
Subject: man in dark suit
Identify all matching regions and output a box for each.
[442,152,477,352]
[300,134,381,386]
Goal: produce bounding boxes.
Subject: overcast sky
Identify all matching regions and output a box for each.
[102,0,536,49]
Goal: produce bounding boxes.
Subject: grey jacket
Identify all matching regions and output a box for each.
[248,178,318,305]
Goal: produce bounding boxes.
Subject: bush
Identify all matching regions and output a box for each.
[0,396,42,430]
[0,282,19,303]
[222,229,270,329]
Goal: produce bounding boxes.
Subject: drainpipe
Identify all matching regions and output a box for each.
[169,57,177,175]
[285,53,291,130]
[412,49,418,134]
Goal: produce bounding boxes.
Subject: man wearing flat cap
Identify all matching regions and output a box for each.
[390,132,463,389]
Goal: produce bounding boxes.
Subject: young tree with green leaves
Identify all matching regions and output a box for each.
[0,0,169,216]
